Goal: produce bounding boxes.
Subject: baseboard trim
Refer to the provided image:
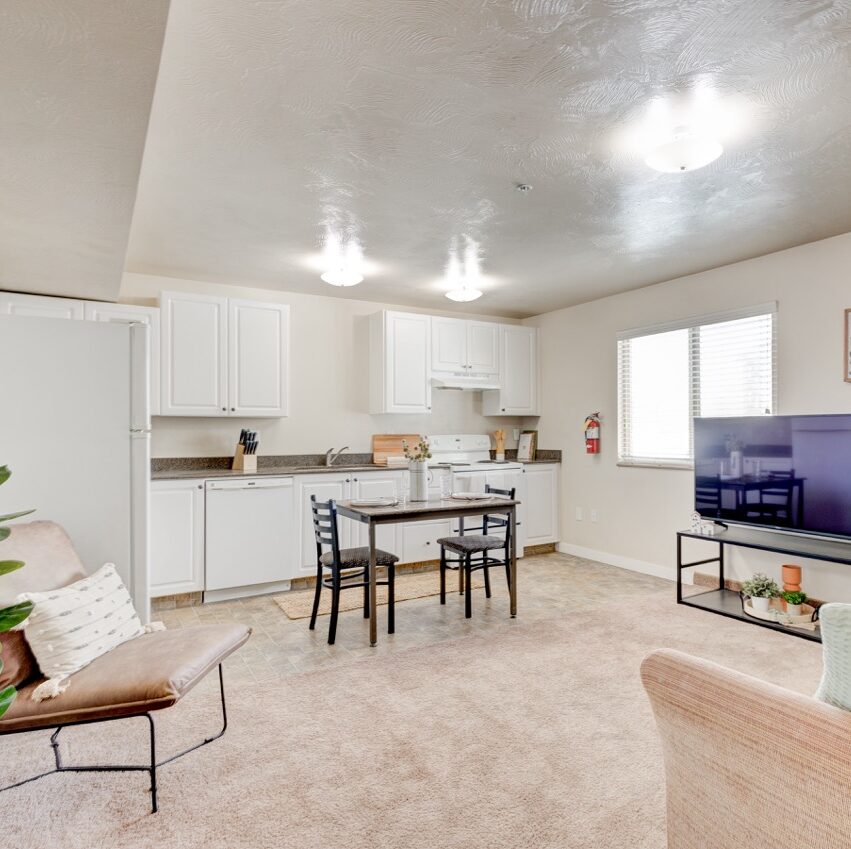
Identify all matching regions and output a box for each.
[557,542,674,582]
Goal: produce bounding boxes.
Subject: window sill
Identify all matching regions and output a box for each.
[617,460,694,471]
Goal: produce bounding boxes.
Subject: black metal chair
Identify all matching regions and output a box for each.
[745,469,796,526]
[437,484,515,619]
[309,495,399,644]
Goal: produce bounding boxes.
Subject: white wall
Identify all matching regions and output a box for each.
[120,272,524,458]
[526,232,851,601]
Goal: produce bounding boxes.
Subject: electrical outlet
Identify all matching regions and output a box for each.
[575,506,583,521]
[590,509,598,523]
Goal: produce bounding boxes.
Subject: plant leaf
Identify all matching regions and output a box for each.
[0,509,34,524]
[0,527,8,542]
[0,467,10,487]
[0,684,16,719]
[0,601,33,632]
[0,560,24,576]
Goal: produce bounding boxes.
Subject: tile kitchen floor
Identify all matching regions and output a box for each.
[160,553,669,687]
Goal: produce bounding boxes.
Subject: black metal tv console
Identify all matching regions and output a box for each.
[676,525,851,643]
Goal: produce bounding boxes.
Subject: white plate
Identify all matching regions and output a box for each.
[449,492,491,501]
[349,497,399,507]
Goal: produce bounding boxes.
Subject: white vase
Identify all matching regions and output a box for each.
[730,449,743,478]
[408,461,430,502]
[751,596,771,612]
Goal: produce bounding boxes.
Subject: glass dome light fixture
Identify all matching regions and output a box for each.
[320,231,365,287]
[645,126,723,173]
[444,239,483,302]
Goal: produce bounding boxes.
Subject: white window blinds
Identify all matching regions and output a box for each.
[617,306,776,467]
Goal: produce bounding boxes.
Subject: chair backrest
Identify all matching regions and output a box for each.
[761,470,796,513]
[483,485,516,536]
[695,477,721,513]
[311,496,341,567]
[0,520,87,606]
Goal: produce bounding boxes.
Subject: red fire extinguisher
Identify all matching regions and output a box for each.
[584,413,601,455]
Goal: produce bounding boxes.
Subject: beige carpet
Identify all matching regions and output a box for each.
[2,590,822,849]
[274,569,486,619]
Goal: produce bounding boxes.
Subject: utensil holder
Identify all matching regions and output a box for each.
[232,444,257,472]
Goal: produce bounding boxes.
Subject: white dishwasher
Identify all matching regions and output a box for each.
[205,477,295,597]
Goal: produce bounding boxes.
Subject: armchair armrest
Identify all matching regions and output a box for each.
[640,649,851,849]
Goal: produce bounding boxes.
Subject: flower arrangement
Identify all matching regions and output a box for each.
[402,439,431,462]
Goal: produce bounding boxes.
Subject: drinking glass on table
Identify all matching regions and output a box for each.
[395,475,408,505]
[439,471,453,499]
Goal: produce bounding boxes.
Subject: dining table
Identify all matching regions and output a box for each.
[335,494,519,646]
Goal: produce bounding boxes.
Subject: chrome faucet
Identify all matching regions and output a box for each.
[325,446,349,466]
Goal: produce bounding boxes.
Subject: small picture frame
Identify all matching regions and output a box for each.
[845,309,851,383]
[517,430,538,462]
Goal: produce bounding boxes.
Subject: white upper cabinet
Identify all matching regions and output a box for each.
[482,325,539,416]
[0,292,84,319]
[370,310,432,414]
[161,292,228,416]
[466,321,500,376]
[84,302,161,416]
[228,299,289,417]
[160,292,290,417]
[431,317,499,376]
[431,317,467,373]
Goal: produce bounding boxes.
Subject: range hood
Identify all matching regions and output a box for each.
[430,375,501,391]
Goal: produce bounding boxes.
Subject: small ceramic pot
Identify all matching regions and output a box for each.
[782,564,802,593]
[786,603,802,616]
[751,596,771,612]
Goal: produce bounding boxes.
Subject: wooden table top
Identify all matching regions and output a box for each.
[336,496,519,522]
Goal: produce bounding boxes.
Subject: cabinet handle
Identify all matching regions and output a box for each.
[502,408,506,412]
[197,485,202,490]
[231,407,235,412]
[345,478,351,483]
[221,406,226,411]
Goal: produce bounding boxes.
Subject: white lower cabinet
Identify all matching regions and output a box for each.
[150,479,206,597]
[400,520,452,564]
[296,473,354,575]
[350,473,402,555]
[523,464,560,546]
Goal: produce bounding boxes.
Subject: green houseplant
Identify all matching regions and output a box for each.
[782,590,807,616]
[741,573,780,613]
[0,465,35,717]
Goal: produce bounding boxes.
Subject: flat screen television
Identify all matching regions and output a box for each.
[694,414,851,540]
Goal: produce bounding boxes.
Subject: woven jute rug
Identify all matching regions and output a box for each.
[273,570,486,619]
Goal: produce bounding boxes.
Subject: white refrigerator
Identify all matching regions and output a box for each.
[0,313,151,620]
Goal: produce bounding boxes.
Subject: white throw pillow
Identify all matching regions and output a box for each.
[16,563,145,701]
[815,603,851,712]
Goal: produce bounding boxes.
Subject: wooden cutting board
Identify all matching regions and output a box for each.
[372,434,422,466]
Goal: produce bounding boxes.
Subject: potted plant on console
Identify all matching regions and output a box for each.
[741,573,780,613]
[782,590,807,616]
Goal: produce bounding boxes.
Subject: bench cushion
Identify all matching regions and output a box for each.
[0,623,251,733]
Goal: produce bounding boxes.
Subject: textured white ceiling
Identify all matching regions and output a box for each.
[127,0,851,317]
[0,1,170,301]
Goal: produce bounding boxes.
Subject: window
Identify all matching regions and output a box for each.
[617,305,776,467]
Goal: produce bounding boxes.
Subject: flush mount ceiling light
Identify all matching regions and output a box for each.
[645,126,723,172]
[320,231,365,287]
[444,238,483,302]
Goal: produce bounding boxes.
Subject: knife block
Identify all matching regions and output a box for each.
[232,444,257,473]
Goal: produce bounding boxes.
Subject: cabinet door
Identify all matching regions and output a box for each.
[228,299,289,417]
[0,292,84,319]
[431,316,467,373]
[387,312,432,413]
[150,480,205,596]
[484,326,538,415]
[351,473,401,555]
[84,302,161,416]
[466,321,499,375]
[524,465,559,546]
[400,519,452,564]
[296,474,352,573]
[160,292,228,416]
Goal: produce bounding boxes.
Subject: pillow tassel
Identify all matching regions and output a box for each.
[31,677,69,702]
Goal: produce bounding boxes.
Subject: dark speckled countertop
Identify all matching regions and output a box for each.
[151,450,561,481]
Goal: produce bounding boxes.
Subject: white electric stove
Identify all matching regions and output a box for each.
[425,434,526,555]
